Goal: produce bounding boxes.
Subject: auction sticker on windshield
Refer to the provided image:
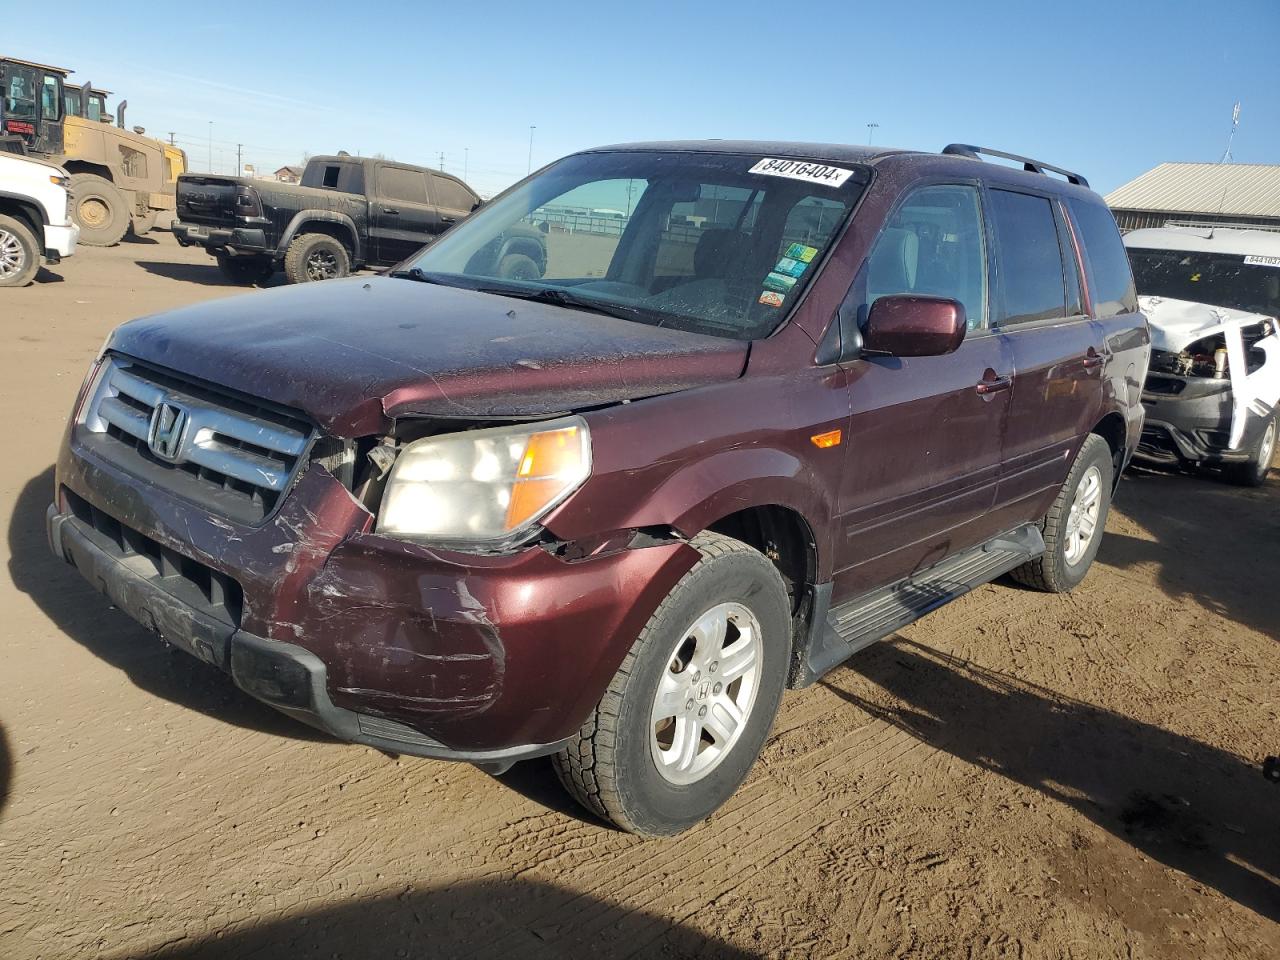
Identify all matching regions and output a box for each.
[1244,255,1280,268]
[749,158,854,188]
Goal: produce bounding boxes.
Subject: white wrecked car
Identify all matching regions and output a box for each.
[1124,226,1279,486]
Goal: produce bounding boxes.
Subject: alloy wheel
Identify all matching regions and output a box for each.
[650,601,763,785]
[1063,464,1102,565]
[0,229,26,280]
[305,249,339,281]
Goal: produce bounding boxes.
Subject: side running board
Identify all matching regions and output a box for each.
[791,524,1044,687]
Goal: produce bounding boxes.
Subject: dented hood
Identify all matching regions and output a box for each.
[109,277,748,436]
[1139,295,1272,354]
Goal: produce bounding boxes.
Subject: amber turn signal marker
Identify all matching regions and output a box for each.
[810,429,842,449]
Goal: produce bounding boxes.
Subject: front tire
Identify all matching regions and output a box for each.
[1223,413,1276,487]
[554,532,791,836]
[283,233,350,284]
[0,214,40,288]
[1010,433,1114,593]
[69,173,129,247]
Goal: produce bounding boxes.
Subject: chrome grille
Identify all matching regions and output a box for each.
[80,355,313,524]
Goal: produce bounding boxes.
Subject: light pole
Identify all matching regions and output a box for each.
[464,147,469,183]
[208,121,213,172]
[866,122,879,146]
[527,125,536,175]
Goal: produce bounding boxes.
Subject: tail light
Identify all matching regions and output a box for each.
[234,185,263,218]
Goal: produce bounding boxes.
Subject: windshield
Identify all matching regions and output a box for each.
[1129,247,1280,318]
[404,151,868,339]
[2,64,38,120]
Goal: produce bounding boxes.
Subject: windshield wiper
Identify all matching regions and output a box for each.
[388,267,449,285]
[474,284,657,325]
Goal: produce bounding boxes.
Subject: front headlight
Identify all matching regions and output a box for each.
[377,416,591,545]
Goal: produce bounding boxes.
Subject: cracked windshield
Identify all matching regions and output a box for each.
[408,152,864,338]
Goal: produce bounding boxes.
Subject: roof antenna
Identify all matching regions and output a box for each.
[1220,100,1240,163]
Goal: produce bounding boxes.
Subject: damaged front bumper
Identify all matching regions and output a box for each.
[50,441,699,768]
[1136,377,1260,465]
[48,501,568,767]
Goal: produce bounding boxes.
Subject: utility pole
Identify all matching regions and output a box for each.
[438,151,445,171]
[207,121,213,173]
[866,122,879,146]
[236,144,243,177]
[528,125,536,175]
[168,131,175,146]
[464,147,469,183]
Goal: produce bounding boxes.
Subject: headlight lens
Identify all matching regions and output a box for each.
[377,416,591,544]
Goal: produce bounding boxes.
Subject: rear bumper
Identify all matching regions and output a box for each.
[43,222,78,258]
[46,502,581,767]
[172,220,269,254]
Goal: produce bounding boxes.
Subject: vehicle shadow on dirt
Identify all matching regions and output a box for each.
[1098,467,1280,640]
[7,469,325,741]
[0,724,11,819]
[829,638,1280,921]
[123,878,757,959]
[133,260,285,288]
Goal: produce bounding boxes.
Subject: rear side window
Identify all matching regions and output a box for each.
[1068,199,1138,317]
[379,166,428,204]
[989,190,1067,326]
[431,175,476,213]
[303,161,364,194]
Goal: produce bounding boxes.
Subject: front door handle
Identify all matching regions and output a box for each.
[975,373,1013,396]
[382,207,400,215]
[440,215,457,224]
[1082,349,1105,370]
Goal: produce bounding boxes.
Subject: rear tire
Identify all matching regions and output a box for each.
[1010,433,1114,593]
[217,254,274,286]
[553,532,791,836]
[498,252,541,281]
[69,173,129,246]
[0,214,40,287]
[283,232,350,284]
[1223,413,1276,487]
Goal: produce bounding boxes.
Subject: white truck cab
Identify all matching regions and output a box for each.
[0,149,79,287]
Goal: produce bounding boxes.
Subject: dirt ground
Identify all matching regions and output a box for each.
[1,234,1277,960]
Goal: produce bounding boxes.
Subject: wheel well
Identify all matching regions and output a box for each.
[1091,413,1127,485]
[706,505,817,619]
[0,198,42,241]
[299,221,355,256]
[62,161,113,181]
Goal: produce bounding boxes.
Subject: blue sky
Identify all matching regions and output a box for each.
[8,0,1277,197]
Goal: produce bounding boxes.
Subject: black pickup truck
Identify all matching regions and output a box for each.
[173,155,492,284]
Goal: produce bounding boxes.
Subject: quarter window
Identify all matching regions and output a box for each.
[865,184,988,330]
[989,190,1068,326]
[1068,199,1137,317]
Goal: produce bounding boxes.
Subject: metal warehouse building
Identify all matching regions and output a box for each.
[1105,162,1280,232]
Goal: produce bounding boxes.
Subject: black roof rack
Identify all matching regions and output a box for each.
[941,144,1089,188]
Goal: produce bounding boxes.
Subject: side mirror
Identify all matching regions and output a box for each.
[863,295,967,357]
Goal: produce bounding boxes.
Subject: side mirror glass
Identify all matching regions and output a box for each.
[863,294,967,357]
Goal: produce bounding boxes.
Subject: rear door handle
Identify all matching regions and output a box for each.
[382,207,400,215]
[440,215,457,224]
[1082,350,1105,370]
[975,373,1013,396]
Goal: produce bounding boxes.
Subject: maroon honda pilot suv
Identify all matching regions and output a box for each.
[48,141,1148,835]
